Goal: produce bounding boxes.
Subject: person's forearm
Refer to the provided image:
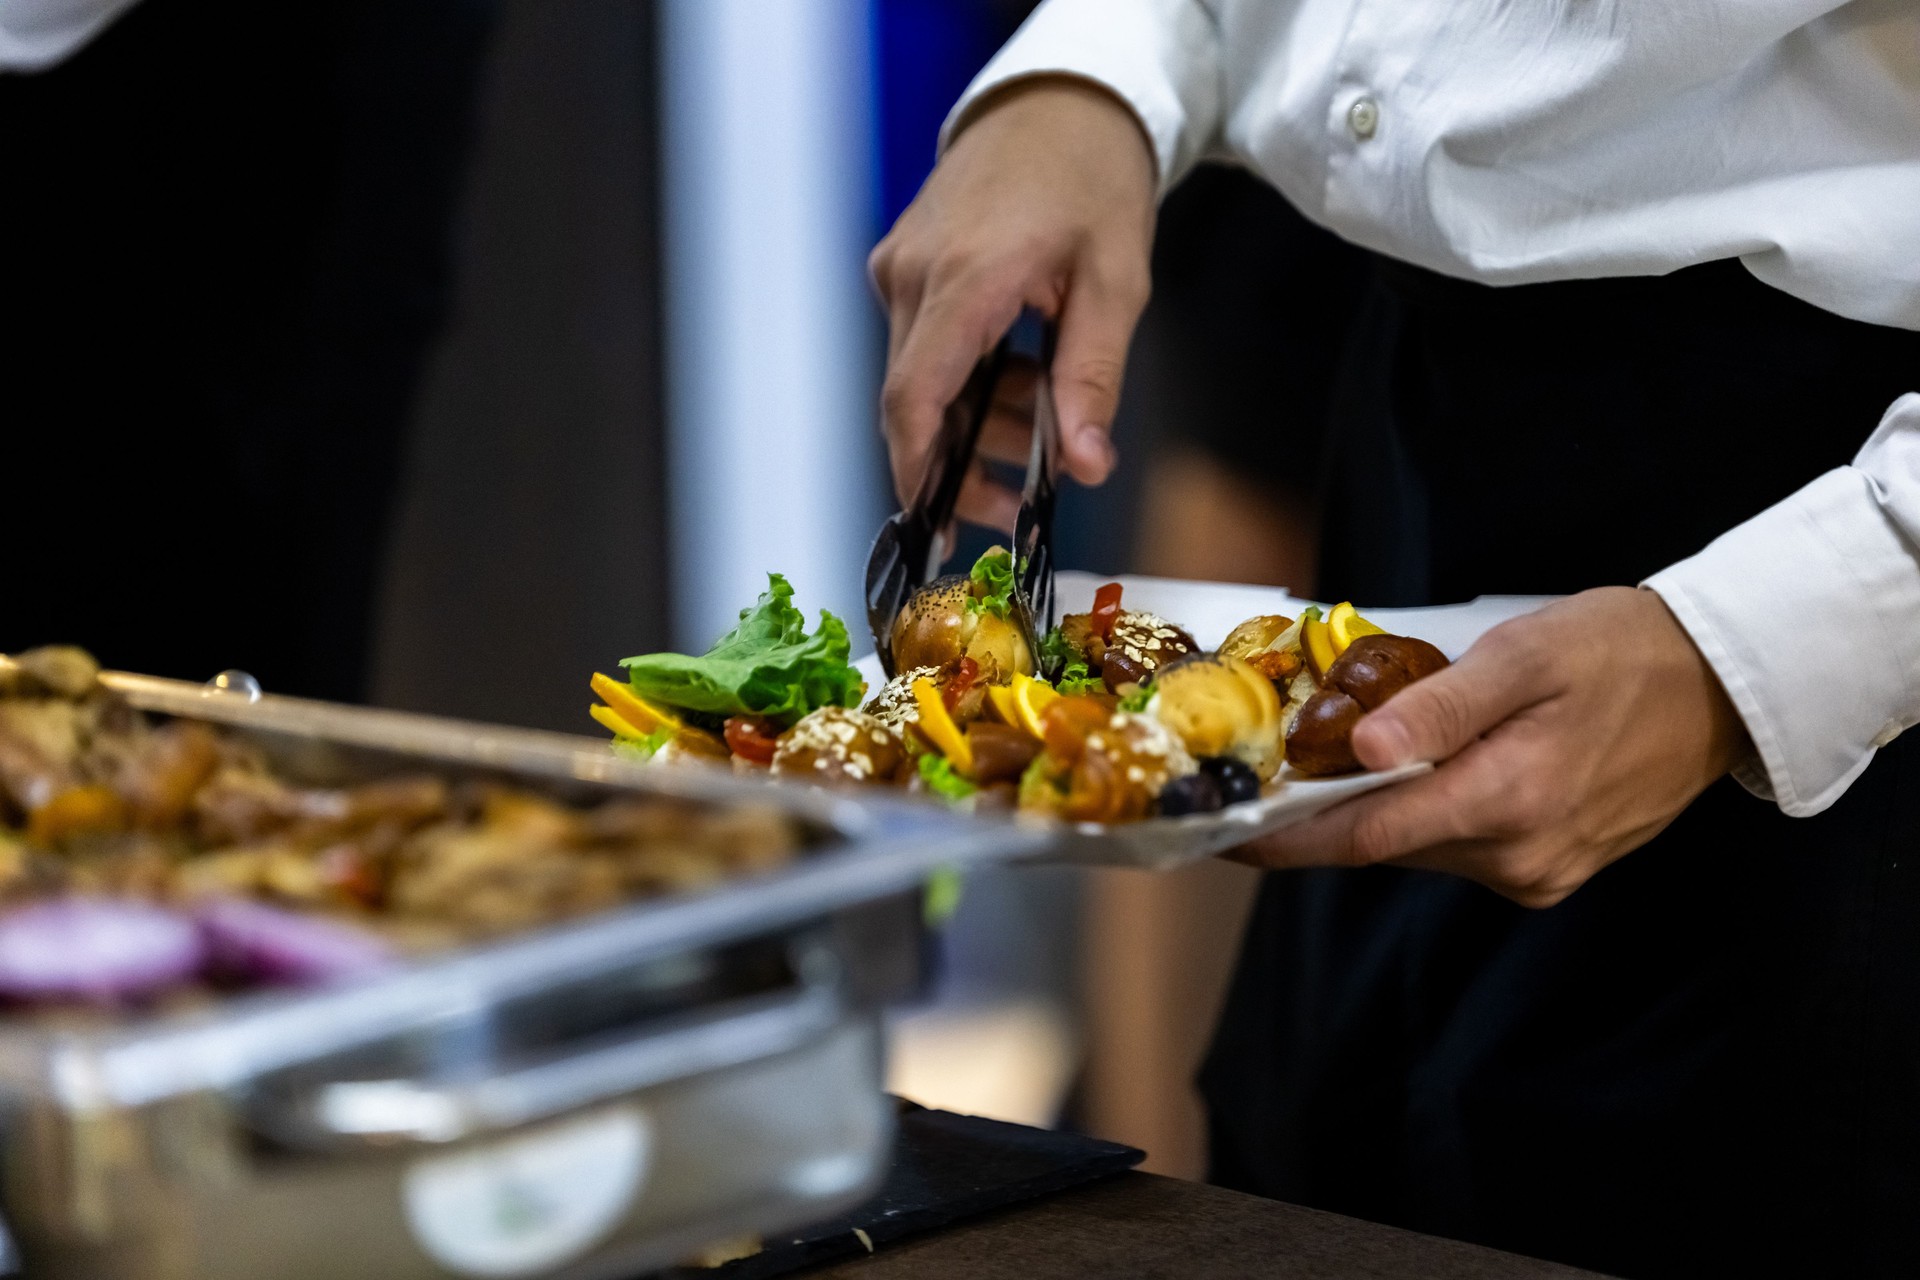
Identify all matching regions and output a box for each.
[940,0,1225,196]
[1645,392,1920,817]
[0,0,140,70]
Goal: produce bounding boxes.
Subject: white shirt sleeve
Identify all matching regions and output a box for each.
[1646,393,1920,817]
[938,0,1224,197]
[0,0,140,71]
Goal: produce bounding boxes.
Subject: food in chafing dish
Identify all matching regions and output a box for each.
[0,647,802,1009]
[593,556,1450,820]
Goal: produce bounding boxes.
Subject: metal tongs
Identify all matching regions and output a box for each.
[866,314,1060,679]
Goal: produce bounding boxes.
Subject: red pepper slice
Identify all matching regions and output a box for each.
[942,657,980,715]
[724,715,781,765]
[1090,582,1124,643]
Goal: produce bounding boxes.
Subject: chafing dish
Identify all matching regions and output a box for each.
[0,670,1043,1278]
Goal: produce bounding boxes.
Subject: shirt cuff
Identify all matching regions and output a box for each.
[1645,407,1920,816]
[939,0,1223,198]
[0,0,139,70]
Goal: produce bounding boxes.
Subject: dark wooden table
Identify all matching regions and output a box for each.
[797,1172,1614,1280]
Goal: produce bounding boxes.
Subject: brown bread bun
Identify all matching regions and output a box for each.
[890,576,970,672]
[1285,635,1451,776]
[1100,611,1198,690]
[889,575,1035,682]
[771,707,905,786]
[1284,690,1364,776]
[1324,634,1449,710]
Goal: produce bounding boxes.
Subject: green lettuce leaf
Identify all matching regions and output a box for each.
[965,549,1017,618]
[917,752,978,802]
[620,574,863,727]
[923,866,965,925]
[1038,626,1079,676]
[610,725,674,763]
[1117,683,1155,713]
[1018,755,1066,809]
[1057,662,1103,696]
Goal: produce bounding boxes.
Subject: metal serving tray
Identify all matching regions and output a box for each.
[0,675,1045,1279]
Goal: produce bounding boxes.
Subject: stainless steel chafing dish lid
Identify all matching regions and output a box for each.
[0,670,1045,1111]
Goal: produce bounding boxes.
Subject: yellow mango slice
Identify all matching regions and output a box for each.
[590,672,685,737]
[1302,615,1339,682]
[912,678,974,776]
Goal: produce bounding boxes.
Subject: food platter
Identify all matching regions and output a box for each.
[862,574,1556,871]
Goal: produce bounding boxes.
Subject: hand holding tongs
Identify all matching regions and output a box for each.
[866,314,1060,678]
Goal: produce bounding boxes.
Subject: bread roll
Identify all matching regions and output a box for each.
[771,707,905,785]
[1284,634,1450,776]
[889,575,1034,682]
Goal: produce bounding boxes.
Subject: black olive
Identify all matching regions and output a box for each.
[1157,772,1223,817]
[1200,757,1262,806]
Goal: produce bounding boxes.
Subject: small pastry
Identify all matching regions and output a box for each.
[1150,653,1284,781]
[771,707,906,785]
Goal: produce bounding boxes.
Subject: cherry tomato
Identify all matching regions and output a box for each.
[318,844,384,908]
[1090,582,1124,643]
[942,657,981,715]
[724,716,780,765]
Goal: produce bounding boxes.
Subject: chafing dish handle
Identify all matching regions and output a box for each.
[246,976,846,1153]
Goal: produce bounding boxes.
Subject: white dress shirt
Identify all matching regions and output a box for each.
[0,0,137,70]
[950,0,1920,817]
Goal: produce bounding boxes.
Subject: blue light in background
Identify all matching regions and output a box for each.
[870,0,1014,232]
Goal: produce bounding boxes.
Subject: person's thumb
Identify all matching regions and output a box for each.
[1350,638,1545,770]
[1049,256,1148,485]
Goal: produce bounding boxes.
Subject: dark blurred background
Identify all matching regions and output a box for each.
[3,0,1367,1181]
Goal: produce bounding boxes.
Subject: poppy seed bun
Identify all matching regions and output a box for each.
[889,575,1035,683]
[890,575,971,672]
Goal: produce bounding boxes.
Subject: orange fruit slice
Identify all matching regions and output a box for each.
[1010,672,1059,740]
[1327,602,1385,655]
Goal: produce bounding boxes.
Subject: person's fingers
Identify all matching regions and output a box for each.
[953,462,1021,532]
[882,285,1022,504]
[1049,252,1148,485]
[1350,624,1556,770]
[1234,734,1525,869]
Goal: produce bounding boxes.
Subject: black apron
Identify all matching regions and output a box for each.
[2,0,495,700]
[1200,256,1920,1278]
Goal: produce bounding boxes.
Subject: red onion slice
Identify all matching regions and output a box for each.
[0,899,206,1003]
[196,898,396,987]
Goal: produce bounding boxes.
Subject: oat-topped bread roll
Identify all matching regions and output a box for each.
[771,706,907,785]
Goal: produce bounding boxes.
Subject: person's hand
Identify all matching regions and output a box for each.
[1233,588,1752,907]
[869,78,1158,529]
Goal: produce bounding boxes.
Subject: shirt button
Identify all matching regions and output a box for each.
[1347,96,1380,141]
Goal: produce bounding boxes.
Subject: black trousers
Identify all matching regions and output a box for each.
[2,0,495,700]
[1201,256,1920,1278]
